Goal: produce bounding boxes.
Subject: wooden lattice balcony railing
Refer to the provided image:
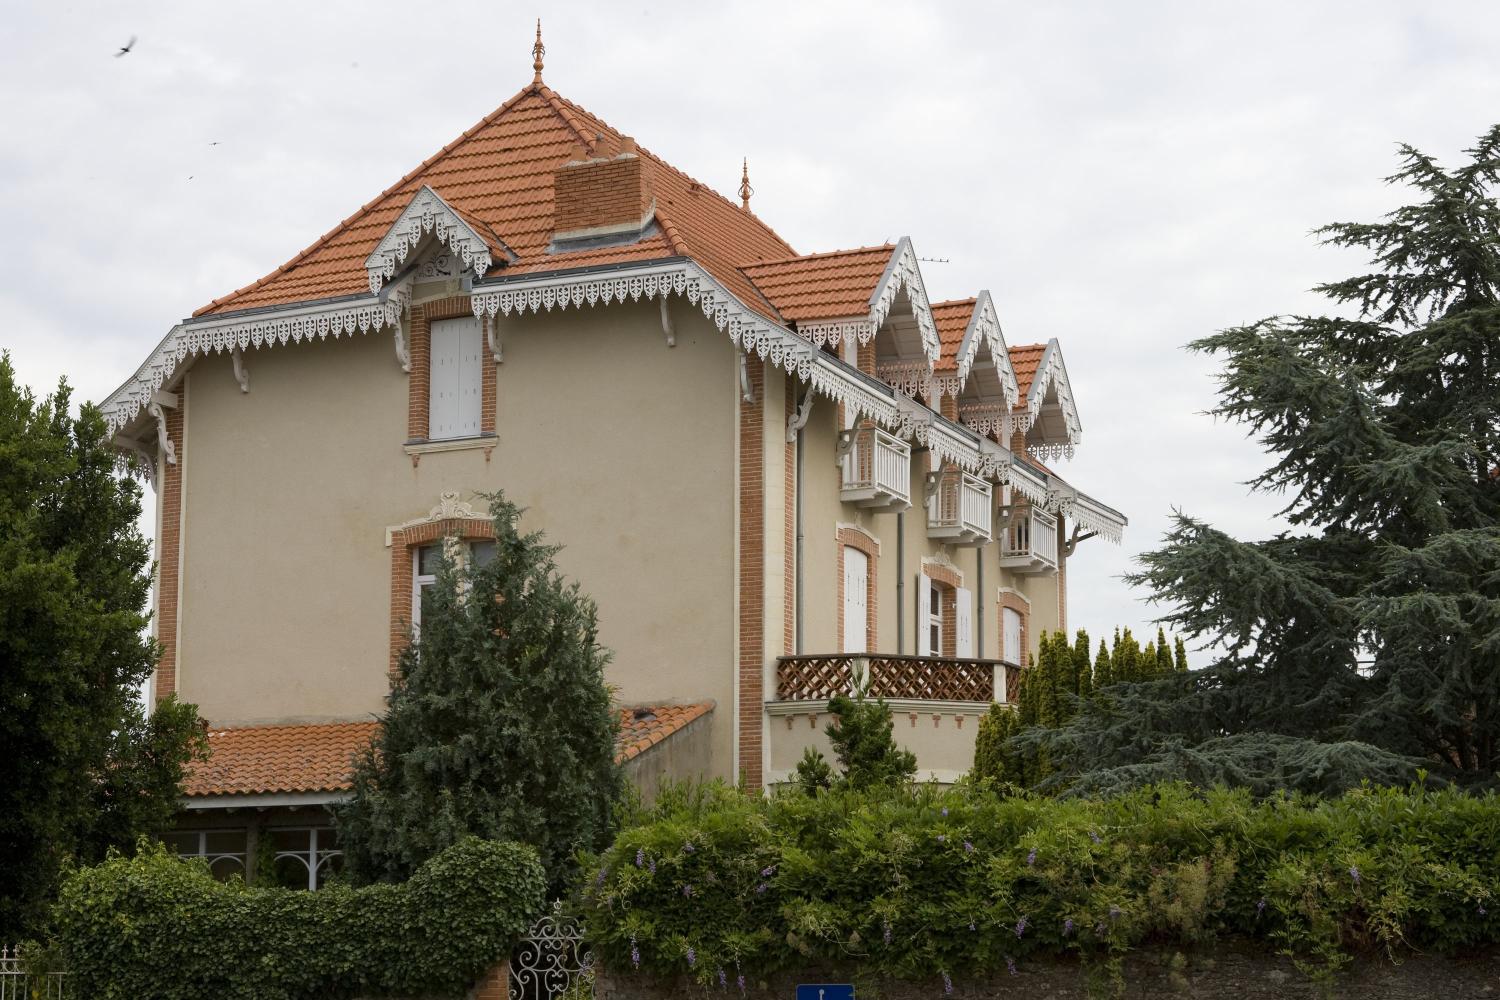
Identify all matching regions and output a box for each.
[776,654,1019,704]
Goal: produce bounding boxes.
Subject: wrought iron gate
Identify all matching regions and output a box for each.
[509,901,594,999]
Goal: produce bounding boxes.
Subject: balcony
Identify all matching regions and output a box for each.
[775,654,1016,704]
[999,506,1058,574]
[927,469,993,545]
[839,426,911,510]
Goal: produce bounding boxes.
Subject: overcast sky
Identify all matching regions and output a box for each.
[5,2,1500,655]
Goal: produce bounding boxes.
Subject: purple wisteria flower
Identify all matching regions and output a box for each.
[761,864,777,877]
[1480,903,1489,916]
[683,842,696,854]
[964,840,975,854]
[686,946,696,968]
[1108,905,1121,922]
[718,967,728,989]
[630,935,640,970]
[941,970,953,994]
[648,858,657,876]
[883,920,893,945]
[635,848,646,868]
[941,807,949,817]
[594,866,608,888]
[682,884,693,898]
[737,973,747,996]
[1026,848,1036,866]
[1349,865,1361,886]
[1063,918,1074,936]
[936,834,946,843]
[968,920,976,931]
[754,882,769,894]
[1014,915,1028,939]
[1088,830,1102,845]
[1256,898,1267,917]
[1006,956,1017,976]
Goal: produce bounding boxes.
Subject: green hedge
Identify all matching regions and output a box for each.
[54,836,545,1000]
[582,782,1500,989]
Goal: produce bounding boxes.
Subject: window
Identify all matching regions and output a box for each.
[266,827,343,891]
[1003,607,1023,666]
[428,316,483,440]
[928,581,943,656]
[162,829,247,881]
[412,539,495,630]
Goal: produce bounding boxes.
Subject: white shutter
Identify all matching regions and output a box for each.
[917,575,930,656]
[455,317,483,437]
[1003,607,1022,665]
[955,587,973,658]
[843,548,869,654]
[428,319,460,439]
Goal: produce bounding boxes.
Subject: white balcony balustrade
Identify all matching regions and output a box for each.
[999,506,1058,574]
[839,426,911,510]
[927,469,993,545]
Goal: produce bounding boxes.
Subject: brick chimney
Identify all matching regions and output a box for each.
[553,137,654,242]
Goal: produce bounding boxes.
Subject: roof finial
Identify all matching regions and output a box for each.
[532,19,546,85]
[738,157,754,211]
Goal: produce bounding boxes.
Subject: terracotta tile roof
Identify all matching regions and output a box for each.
[182,703,715,798]
[931,298,977,374]
[615,702,715,762]
[1010,343,1047,402]
[184,721,379,797]
[195,82,795,321]
[740,245,894,323]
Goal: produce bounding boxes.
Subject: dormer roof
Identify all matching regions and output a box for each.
[1009,339,1082,460]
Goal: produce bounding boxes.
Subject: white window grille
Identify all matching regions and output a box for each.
[161,829,248,881]
[267,827,343,891]
[928,581,943,656]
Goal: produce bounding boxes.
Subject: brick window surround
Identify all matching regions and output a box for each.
[405,295,497,442]
[923,563,962,659]
[835,526,879,653]
[387,515,495,673]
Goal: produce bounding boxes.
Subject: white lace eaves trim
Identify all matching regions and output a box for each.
[365,186,494,295]
[799,318,874,348]
[871,238,941,364]
[1026,339,1083,449]
[957,292,1020,409]
[101,295,403,437]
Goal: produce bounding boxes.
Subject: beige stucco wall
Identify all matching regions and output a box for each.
[791,402,1061,662]
[767,701,991,786]
[174,295,740,779]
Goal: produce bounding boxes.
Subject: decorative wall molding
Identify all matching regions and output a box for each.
[383,490,485,546]
[365,186,493,294]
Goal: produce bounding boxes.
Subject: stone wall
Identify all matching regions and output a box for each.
[593,943,1500,999]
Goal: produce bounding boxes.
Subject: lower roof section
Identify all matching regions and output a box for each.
[182,702,715,805]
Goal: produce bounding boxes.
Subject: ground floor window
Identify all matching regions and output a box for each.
[266,827,344,891]
[161,829,247,881]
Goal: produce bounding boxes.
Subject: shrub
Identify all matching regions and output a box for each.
[794,691,917,795]
[53,836,545,1000]
[581,782,1500,992]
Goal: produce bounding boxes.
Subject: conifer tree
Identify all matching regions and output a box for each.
[1155,628,1174,676]
[1094,639,1113,688]
[336,494,624,895]
[1073,630,1093,701]
[1028,127,1500,792]
[1174,636,1190,673]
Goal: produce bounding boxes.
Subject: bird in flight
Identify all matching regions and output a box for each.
[115,36,136,57]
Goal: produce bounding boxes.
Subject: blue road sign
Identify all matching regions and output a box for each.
[795,986,854,1000]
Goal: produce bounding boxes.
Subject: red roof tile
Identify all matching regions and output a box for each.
[740,245,894,323]
[1009,343,1047,402]
[182,703,715,798]
[195,82,795,322]
[931,298,977,374]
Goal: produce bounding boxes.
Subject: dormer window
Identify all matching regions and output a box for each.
[428,317,484,440]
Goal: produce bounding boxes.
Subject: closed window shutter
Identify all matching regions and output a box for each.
[843,547,868,654]
[429,317,483,440]
[1003,607,1022,665]
[917,575,930,656]
[955,587,973,657]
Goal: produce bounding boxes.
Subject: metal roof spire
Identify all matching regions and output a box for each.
[739,158,754,211]
[532,19,546,85]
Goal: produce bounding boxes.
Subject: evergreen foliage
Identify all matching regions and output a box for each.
[585,781,1500,991]
[973,628,1189,790]
[334,493,624,896]
[54,837,544,1000]
[0,354,206,942]
[1032,125,1500,792]
[797,690,918,792]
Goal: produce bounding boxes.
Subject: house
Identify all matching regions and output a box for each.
[101,29,1125,884]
